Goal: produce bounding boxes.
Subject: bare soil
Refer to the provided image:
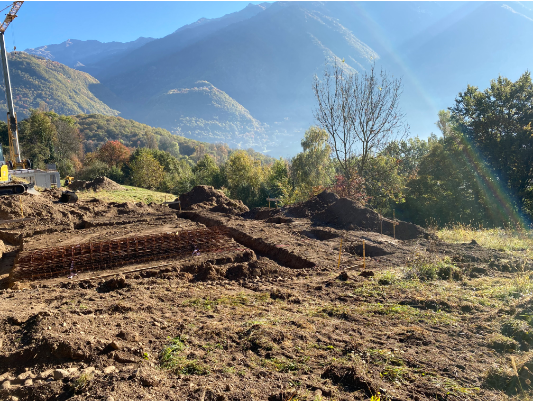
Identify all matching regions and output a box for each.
[0,186,531,400]
[68,177,125,192]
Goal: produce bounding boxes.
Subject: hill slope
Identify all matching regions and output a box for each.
[0,52,119,118]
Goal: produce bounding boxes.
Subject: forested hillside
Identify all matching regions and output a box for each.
[0,52,119,118]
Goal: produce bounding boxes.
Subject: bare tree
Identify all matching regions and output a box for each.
[313,61,409,179]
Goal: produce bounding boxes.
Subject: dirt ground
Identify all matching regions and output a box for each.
[0,185,532,400]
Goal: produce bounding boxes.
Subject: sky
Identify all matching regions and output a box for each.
[1,1,265,51]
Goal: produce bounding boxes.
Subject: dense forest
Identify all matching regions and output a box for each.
[2,71,531,229]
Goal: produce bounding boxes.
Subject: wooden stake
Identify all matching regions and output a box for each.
[363,240,365,269]
[393,210,396,239]
[337,238,343,269]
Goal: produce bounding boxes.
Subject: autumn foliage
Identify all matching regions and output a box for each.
[97,140,131,167]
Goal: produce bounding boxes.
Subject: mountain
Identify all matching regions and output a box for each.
[87,2,272,81]
[16,2,533,157]
[140,81,270,150]
[0,52,119,119]
[24,37,154,72]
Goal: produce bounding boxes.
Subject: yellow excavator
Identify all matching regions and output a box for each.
[0,1,60,195]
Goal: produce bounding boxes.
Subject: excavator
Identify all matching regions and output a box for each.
[0,1,60,195]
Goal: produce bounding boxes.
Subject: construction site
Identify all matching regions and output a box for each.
[0,182,531,401]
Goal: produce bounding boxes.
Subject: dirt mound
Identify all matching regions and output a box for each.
[242,207,283,220]
[286,191,430,240]
[171,185,249,215]
[68,177,125,192]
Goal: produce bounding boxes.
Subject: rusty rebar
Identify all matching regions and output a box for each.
[11,226,235,281]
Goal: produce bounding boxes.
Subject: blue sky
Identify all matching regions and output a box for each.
[2,1,265,51]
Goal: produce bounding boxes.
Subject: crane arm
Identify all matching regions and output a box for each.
[0,2,23,34]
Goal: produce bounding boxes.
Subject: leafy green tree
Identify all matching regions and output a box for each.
[129,152,164,190]
[77,160,110,181]
[19,109,58,168]
[450,71,533,222]
[359,155,405,215]
[381,136,437,178]
[225,150,265,207]
[193,154,219,187]
[290,127,334,197]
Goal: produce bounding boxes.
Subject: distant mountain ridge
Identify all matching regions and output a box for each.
[24,37,154,70]
[15,1,533,157]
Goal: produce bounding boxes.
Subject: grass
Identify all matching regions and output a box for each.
[75,185,175,204]
[438,224,533,259]
[159,336,210,375]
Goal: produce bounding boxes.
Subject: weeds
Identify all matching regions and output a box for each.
[70,373,92,394]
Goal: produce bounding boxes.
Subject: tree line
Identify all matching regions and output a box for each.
[3,68,531,229]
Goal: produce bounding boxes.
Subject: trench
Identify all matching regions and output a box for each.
[178,211,316,270]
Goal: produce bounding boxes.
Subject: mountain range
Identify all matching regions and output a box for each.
[19,1,533,157]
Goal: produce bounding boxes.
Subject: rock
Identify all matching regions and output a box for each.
[359,270,375,278]
[17,371,34,380]
[37,369,54,380]
[81,367,96,376]
[338,271,349,281]
[109,341,121,350]
[53,369,70,380]
[24,378,33,386]
[103,366,116,375]
[117,331,139,342]
[0,372,9,381]
[66,367,79,376]
[106,397,115,401]
[1,380,10,390]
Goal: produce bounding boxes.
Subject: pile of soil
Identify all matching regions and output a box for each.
[171,185,249,215]
[0,190,167,230]
[286,191,430,240]
[68,177,125,192]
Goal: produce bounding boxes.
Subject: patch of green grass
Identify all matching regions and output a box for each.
[76,185,174,204]
[377,271,399,285]
[160,336,210,376]
[262,357,299,373]
[362,303,457,325]
[70,373,93,393]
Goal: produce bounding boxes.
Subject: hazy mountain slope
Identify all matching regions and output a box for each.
[24,37,154,70]
[91,2,271,81]
[0,52,119,118]
[140,81,268,149]
[103,2,378,123]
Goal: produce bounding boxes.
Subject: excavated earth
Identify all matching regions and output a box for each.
[0,186,532,400]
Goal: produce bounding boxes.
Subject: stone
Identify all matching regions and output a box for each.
[16,371,34,380]
[81,367,96,376]
[37,369,54,380]
[1,381,10,389]
[109,341,121,350]
[338,271,349,281]
[53,369,70,380]
[103,366,116,374]
[24,379,33,386]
